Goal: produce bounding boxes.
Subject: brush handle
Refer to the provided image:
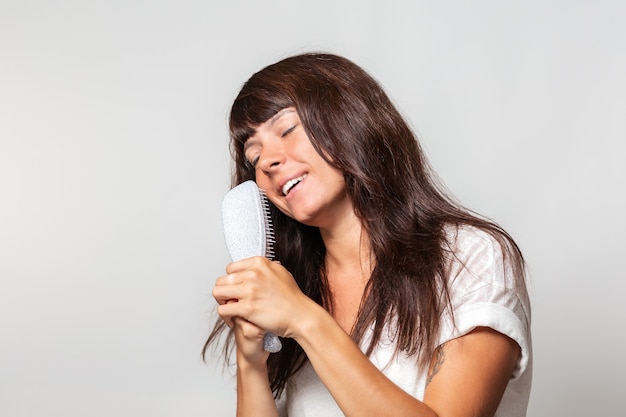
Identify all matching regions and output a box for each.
[263,332,282,353]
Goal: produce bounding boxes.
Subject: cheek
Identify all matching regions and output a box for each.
[254,175,272,193]
[268,197,295,221]
[253,177,288,214]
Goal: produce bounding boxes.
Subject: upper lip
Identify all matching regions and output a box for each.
[278,172,307,196]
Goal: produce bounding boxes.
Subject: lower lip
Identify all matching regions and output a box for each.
[285,177,305,200]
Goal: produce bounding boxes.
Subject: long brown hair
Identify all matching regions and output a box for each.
[203,52,526,398]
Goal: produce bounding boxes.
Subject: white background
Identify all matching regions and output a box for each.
[1,1,624,416]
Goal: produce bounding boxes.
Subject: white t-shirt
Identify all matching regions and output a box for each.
[277,225,532,417]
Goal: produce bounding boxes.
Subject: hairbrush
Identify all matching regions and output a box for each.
[221,180,282,353]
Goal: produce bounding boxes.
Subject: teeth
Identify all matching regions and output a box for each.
[282,174,307,196]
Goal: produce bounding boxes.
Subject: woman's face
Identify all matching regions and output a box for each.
[243,107,352,229]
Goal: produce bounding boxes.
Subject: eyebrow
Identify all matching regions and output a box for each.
[267,108,295,127]
[243,108,296,152]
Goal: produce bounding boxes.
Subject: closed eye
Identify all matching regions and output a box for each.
[281,125,297,137]
[244,152,260,168]
[243,139,260,168]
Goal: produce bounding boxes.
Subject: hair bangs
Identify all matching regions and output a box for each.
[229,79,294,147]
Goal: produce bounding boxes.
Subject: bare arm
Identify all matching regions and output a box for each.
[423,327,520,417]
[231,318,279,417]
[292,302,438,417]
[295,313,518,417]
[215,257,520,417]
[214,270,280,417]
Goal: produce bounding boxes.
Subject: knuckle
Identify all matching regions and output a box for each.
[251,256,269,269]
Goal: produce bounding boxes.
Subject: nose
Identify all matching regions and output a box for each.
[256,141,285,174]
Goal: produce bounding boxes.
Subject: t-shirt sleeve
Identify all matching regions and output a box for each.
[438,227,532,379]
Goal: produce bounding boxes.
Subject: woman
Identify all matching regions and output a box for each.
[205,52,532,417]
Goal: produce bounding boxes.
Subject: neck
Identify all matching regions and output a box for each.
[319,211,374,333]
[320,211,374,278]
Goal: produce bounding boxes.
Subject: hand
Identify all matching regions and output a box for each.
[232,316,270,366]
[213,256,310,340]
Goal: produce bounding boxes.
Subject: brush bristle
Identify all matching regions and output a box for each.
[258,189,275,260]
[255,188,282,353]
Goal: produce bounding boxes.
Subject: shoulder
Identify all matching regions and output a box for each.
[441,223,526,298]
[443,223,502,259]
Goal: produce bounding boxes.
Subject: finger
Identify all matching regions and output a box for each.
[222,316,234,328]
[214,275,228,286]
[233,317,266,340]
[213,296,238,306]
[216,305,235,328]
[225,256,269,274]
[212,284,245,305]
[217,299,246,322]
[214,271,244,287]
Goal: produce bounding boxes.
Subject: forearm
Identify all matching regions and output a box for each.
[292,304,437,417]
[236,354,279,417]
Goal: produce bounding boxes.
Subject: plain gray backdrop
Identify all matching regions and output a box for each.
[1,1,624,416]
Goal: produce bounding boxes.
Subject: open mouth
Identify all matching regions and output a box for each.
[282,174,307,196]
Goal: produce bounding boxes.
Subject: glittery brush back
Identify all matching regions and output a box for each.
[221,180,282,353]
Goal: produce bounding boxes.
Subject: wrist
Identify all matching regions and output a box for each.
[237,358,269,384]
[236,349,269,373]
[288,299,331,344]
